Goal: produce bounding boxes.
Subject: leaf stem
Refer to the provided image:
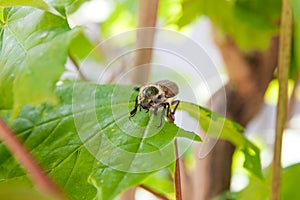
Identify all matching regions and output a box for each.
[139,184,169,200]
[169,111,182,200]
[271,0,292,199]
[174,138,182,200]
[0,119,67,200]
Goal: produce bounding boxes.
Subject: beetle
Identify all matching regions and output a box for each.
[129,80,180,127]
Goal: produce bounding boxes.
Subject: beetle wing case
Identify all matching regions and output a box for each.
[154,80,179,98]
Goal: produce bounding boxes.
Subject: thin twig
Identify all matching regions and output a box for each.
[68,52,88,82]
[119,188,136,200]
[271,0,292,199]
[169,111,182,200]
[139,184,169,200]
[106,59,127,83]
[174,139,182,200]
[0,119,67,200]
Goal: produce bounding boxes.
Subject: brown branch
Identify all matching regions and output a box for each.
[106,59,127,83]
[139,184,169,200]
[119,188,136,200]
[174,139,182,200]
[68,52,88,82]
[131,0,159,84]
[169,113,182,200]
[0,119,67,200]
[271,0,293,199]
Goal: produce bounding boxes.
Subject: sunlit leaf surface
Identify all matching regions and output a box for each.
[0,83,200,200]
[0,0,51,11]
[0,7,78,109]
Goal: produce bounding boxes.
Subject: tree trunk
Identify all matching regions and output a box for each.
[193,34,279,200]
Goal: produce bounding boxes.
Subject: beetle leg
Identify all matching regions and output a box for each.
[166,102,171,116]
[166,102,175,122]
[167,100,180,122]
[171,100,180,115]
[130,95,139,118]
[157,103,167,128]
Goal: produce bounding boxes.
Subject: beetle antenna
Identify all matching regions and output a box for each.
[133,86,140,91]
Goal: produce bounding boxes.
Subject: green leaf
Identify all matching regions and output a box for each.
[0,83,201,200]
[237,173,270,199]
[234,0,281,31]
[43,0,90,16]
[176,0,202,28]
[69,31,104,62]
[282,163,300,200]
[0,0,51,11]
[231,163,300,199]
[0,0,89,16]
[158,0,181,26]
[61,0,89,14]
[100,1,137,38]
[178,102,263,179]
[0,7,78,110]
[0,181,55,200]
[70,83,201,173]
[177,0,281,50]
[291,0,300,77]
[142,169,174,200]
